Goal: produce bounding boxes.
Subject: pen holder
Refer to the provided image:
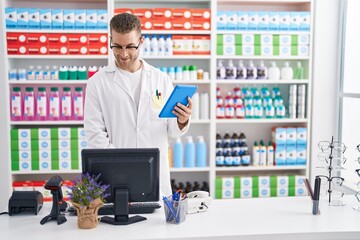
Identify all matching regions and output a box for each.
[163,198,188,224]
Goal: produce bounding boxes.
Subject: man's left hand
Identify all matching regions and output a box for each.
[172,97,192,130]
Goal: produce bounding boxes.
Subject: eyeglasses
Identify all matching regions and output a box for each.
[317,152,347,165]
[110,38,141,53]
[318,141,347,153]
[318,175,345,202]
[355,191,360,202]
[355,169,360,177]
[356,144,360,152]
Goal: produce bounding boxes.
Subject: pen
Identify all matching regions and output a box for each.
[163,196,179,222]
[312,176,321,215]
[303,178,314,200]
[156,89,159,100]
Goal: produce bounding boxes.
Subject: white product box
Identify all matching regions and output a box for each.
[39,139,51,151]
[277,187,288,197]
[59,149,71,170]
[242,33,254,45]
[259,187,271,197]
[261,34,272,45]
[40,9,52,29]
[222,34,236,45]
[241,188,253,198]
[38,128,51,140]
[86,10,97,29]
[261,45,273,56]
[222,177,234,189]
[221,44,236,56]
[97,10,107,29]
[298,45,309,56]
[275,146,286,165]
[259,176,270,187]
[295,186,307,196]
[258,11,269,30]
[237,11,248,30]
[241,177,252,189]
[226,11,237,30]
[242,45,254,56]
[269,11,279,30]
[286,146,296,165]
[217,11,227,30]
[290,12,300,30]
[58,128,71,139]
[28,9,40,29]
[298,34,310,45]
[17,8,29,29]
[75,10,86,29]
[295,176,305,187]
[19,150,31,171]
[64,9,75,29]
[247,11,258,30]
[39,149,51,170]
[277,176,289,187]
[5,8,17,29]
[222,189,234,199]
[296,146,306,165]
[78,128,87,139]
[279,35,291,46]
[279,12,290,31]
[18,129,31,141]
[59,139,71,150]
[18,140,31,151]
[274,127,286,145]
[296,127,307,146]
[279,46,291,56]
[52,9,63,29]
[78,139,88,150]
[299,12,310,31]
[286,127,297,145]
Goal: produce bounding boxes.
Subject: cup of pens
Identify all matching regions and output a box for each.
[163,196,188,224]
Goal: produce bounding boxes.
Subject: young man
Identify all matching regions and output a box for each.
[84,13,192,197]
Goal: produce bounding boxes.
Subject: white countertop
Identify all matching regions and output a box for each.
[1,195,360,240]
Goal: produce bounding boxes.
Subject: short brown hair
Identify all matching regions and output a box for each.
[110,13,142,35]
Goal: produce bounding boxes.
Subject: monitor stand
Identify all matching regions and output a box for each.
[101,187,147,225]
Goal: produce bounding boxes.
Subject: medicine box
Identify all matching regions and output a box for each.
[40,9,51,29]
[226,11,237,30]
[28,9,40,29]
[17,8,29,29]
[97,10,108,29]
[5,8,17,29]
[217,11,227,30]
[75,10,86,29]
[86,10,97,29]
[247,11,258,30]
[258,11,269,30]
[51,9,63,29]
[279,11,290,31]
[269,11,279,30]
[290,12,300,30]
[63,9,75,29]
[237,11,248,30]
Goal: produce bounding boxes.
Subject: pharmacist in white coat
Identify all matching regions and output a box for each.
[84,13,192,197]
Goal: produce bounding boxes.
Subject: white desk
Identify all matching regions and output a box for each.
[1,196,360,240]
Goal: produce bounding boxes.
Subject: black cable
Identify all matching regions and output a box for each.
[0,212,9,215]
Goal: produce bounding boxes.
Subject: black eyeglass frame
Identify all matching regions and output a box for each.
[109,37,142,52]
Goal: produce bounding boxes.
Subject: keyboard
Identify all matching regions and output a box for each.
[68,202,161,216]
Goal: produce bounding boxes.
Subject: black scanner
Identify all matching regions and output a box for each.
[8,191,43,216]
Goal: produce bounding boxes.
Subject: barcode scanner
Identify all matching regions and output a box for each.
[40,175,67,225]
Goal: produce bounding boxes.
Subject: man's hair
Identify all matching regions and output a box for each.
[110,13,142,35]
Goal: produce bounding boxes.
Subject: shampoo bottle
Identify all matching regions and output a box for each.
[173,137,184,168]
[281,61,293,80]
[196,136,207,167]
[185,136,195,168]
[268,61,280,80]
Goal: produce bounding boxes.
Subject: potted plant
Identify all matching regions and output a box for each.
[67,173,110,229]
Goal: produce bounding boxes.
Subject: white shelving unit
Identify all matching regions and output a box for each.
[0,0,313,203]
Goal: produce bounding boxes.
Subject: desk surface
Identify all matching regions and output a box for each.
[1,196,360,240]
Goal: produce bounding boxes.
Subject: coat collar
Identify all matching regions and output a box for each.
[104,58,152,73]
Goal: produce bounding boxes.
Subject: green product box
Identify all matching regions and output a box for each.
[291,35,298,46]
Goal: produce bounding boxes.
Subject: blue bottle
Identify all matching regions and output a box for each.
[173,137,184,168]
[196,136,207,167]
[185,136,195,168]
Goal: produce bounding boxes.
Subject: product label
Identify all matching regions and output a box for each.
[62,96,72,117]
[74,96,83,117]
[24,96,34,117]
[37,96,47,117]
[12,96,22,117]
[50,96,60,117]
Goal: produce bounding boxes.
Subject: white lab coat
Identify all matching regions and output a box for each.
[84,59,189,197]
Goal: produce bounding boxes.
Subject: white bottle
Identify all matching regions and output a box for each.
[51,66,59,80]
[268,61,280,80]
[237,60,247,79]
[142,35,151,56]
[27,65,35,80]
[200,92,209,120]
[281,61,293,80]
[165,35,173,56]
[252,141,260,166]
[267,141,274,166]
[43,65,51,80]
[158,35,165,56]
[246,60,257,79]
[150,35,158,56]
[259,140,267,166]
[217,61,226,79]
[35,66,43,80]
[226,60,237,79]
[192,92,200,120]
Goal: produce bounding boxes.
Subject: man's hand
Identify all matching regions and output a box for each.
[172,97,192,130]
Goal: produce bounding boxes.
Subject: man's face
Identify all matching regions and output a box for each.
[110,30,142,71]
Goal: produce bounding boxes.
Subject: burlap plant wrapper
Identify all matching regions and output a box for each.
[72,198,103,229]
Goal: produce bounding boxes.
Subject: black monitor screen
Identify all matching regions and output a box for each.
[81,148,159,225]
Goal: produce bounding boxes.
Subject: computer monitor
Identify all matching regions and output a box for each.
[82,148,159,225]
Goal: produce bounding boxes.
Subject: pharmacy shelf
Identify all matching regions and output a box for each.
[142,30,211,35]
[215,166,307,172]
[8,55,108,60]
[191,119,211,124]
[172,80,211,84]
[216,79,309,84]
[216,56,310,60]
[10,121,84,125]
[8,80,88,84]
[116,0,210,2]
[216,30,311,35]
[170,167,211,173]
[11,170,82,175]
[6,29,108,34]
[143,55,211,60]
[217,0,310,3]
[215,118,308,124]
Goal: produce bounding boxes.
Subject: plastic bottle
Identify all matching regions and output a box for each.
[61,87,72,120]
[37,87,47,120]
[236,60,247,79]
[259,140,267,166]
[182,65,190,81]
[158,35,165,56]
[235,103,245,118]
[231,132,239,146]
[59,66,69,80]
[215,151,224,166]
[78,66,87,80]
[142,35,151,56]
[200,92,209,120]
[252,141,260,166]
[216,142,223,157]
[225,103,235,119]
[43,65,51,80]
[281,61,293,80]
[8,69,17,81]
[24,87,35,121]
[217,61,226,79]
[293,61,304,79]
[150,35,158,56]
[50,66,59,80]
[196,136,207,167]
[18,69,26,81]
[189,65,197,81]
[224,151,233,166]
[175,66,183,80]
[185,136,195,168]
[224,91,234,106]
[257,60,268,79]
[246,60,257,79]
[88,66,98,79]
[191,92,200,120]
[168,67,175,81]
[241,150,251,166]
[49,87,60,120]
[226,60,237,79]
[253,101,263,119]
[275,103,286,118]
[268,61,280,80]
[173,137,184,168]
[265,104,275,118]
[165,35,173,56]
[27,65,35,80]
[267,141,274,166]
[35,66,43,80]
[11,87,23,121]
[232,151,241,166]
[69,66,78,80]
[73,87,84,120]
